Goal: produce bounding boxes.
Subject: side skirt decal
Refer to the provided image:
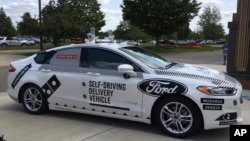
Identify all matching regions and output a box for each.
[90,103,130,111]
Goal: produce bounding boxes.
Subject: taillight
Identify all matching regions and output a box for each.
[9,64,16,72]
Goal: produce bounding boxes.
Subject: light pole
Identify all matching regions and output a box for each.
[38,0,43,50]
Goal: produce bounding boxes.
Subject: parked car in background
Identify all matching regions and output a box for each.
[147,40,156,44]
[120,40,140,45]
[31,37,40,43]
[23,38,35,45]
[214,40,226,45]
[14,36,37,45]
[199,40,213,45]
[0,36,29,47]
[159,39,176,45]
[176,40,198,46]
[0,36,4,43]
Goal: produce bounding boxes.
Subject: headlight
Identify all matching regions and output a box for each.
[197,86,237,96]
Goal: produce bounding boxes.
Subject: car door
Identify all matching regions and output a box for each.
[10,38,20,46]
[83,48,144,117]
[39,47,86,109]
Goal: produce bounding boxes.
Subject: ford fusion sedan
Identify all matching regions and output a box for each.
[7,42,243,138]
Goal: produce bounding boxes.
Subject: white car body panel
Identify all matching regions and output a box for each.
[7,43,243,132]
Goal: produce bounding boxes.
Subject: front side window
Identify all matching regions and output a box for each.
[87,48,134,70]
[120,47,171,69]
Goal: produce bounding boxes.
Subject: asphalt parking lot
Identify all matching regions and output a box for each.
[0,49,249,141]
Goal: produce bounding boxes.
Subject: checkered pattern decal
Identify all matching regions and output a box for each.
[155,70,235,88]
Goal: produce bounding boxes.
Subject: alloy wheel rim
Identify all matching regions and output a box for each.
[23,87,42,112]
[160,102,193,134]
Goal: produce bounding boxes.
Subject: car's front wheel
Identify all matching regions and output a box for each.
[21,43,28,46]
[155,96,201,138]
[21,84,48,114]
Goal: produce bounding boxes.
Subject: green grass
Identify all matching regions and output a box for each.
[0,43,54,50]
[143,45,222,54]
[0,43,66,56]
[18,52,37,56]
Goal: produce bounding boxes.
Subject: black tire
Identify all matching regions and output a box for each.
[21,84,48,114]
[21,43,27,46]
[155,96,201,138]
[1,43,8,47]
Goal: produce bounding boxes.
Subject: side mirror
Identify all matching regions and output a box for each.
[118,64,136,78]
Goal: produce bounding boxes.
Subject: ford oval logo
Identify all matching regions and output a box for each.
[137,79,188,97]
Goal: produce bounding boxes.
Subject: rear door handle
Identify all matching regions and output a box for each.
[41,69,51,73]
[86,72,100,76]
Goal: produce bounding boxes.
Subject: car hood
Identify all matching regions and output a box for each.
[155,63,237,88]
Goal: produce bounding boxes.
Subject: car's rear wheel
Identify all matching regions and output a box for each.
[21,43,27,46]
[155,96,201,138]
[1,43,8,47]
[21,84,48,114]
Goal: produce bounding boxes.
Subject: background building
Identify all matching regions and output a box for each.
[228,0,250,89]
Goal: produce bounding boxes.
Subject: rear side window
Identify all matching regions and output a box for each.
[35,51,55,64]
[49,48,81,67]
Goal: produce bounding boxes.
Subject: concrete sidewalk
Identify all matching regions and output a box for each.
[0,49,38,67]
[0,53,24,67]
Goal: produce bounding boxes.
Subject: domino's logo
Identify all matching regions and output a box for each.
[42,75,61,98]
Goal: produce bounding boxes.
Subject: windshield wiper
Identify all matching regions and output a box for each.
[165,62,177,69]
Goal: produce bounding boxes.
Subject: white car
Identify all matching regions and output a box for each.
[0,37,29,46]
[7,43,243,138]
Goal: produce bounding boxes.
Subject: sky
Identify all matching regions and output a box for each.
[0,0,237,34]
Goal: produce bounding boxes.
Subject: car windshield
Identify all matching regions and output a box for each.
[120,47,172,69]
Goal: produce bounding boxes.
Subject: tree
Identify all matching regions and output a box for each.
[17,12,39,36]
[177,23,191,40]
[0,7,17,37]
[69,0,105,35]
[42,0,71,46]
[42,0,105,46]
[121,0,201,47]
[189,28,204,40]
[113,21,150,40]
[0,7,6,29]
[198,6,225,41]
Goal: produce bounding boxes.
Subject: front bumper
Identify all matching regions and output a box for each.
[202,86,243,130]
